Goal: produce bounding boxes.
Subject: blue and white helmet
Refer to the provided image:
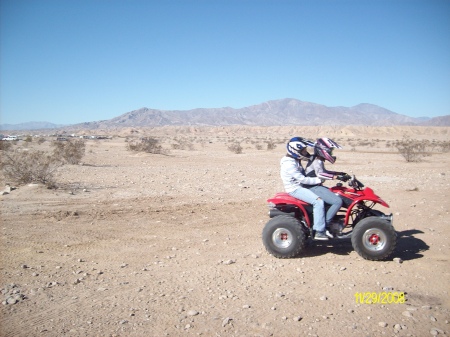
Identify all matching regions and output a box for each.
[286,137,315,160]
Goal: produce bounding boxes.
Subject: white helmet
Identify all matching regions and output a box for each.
[314,137,342,164]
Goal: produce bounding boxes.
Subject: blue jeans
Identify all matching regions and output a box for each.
[308,185,343,225]
[289,187,326,233]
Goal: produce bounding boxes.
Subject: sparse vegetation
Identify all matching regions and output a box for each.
[1,139,87,187]
[0,141,12,151]
[266,139,276,150]
[171,137,195,151]
[392,138,450,162]
[1,149,62,187]
[127,137,168,155]
[52,139,86,164]
[227,142,243,154]
[440,140,450,152]
[394,135,427,162]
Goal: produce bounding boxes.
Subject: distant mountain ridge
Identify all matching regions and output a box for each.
[0,121,64,131]
[2,99,449,130]
[419,115,450,126]
[73,99,448,129]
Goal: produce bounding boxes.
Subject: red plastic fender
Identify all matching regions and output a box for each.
[267,193,312,228]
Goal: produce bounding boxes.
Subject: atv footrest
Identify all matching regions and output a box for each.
[335,231,353,239]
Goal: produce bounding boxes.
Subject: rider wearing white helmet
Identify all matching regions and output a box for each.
[306,137,348,180]
[280,137,329,241]
[313,137,342,164]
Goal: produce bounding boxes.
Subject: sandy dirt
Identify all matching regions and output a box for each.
[1,126,449,337]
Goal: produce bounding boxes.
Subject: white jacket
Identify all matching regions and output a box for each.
[280,156,322,192]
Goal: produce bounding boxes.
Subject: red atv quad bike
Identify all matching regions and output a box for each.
[262,175,396,261]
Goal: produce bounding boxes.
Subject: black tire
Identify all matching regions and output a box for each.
[352,217,397,261]
[262,215,306,259]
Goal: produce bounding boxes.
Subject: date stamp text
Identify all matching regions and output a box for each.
[355,292,405,304]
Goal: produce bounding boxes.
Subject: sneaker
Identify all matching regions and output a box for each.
[314,231,329,241]
[325,230,334,239]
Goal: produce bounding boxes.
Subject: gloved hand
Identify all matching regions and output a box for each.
[337,174,351,182]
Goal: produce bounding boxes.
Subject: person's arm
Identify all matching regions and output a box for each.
[281,158,322,186]
[313,159,337,180]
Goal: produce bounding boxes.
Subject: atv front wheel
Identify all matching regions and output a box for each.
[352,217,397,261]
[262,215,306,259]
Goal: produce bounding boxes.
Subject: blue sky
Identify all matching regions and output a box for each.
[1,0,449,125]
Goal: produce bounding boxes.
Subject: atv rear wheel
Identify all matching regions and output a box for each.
[352,217,397,261]
[262,215,306,258]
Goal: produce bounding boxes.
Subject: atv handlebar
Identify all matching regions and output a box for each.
[337,174,352,182]
[335,175,365,189]
[348,175,364,189]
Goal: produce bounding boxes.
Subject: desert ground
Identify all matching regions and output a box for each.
[1,125,449,337]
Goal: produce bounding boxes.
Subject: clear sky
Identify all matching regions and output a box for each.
[1,0,449,125]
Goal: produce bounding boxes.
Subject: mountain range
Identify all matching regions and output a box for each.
[1,99,449,131]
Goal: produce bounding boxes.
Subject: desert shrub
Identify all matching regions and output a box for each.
[52,139,86,164]
[0,141,12,151]
[227,142,243,154]
[127,137,168,154]
[356,140,375,147]
[255,143,263,150]
[171,138,194,151]
[266,140,276,150]
[24,136,32,142]
[37,137,46,145]
[1,149,62,187]
[394,136,427,162]
[438,140,450,153]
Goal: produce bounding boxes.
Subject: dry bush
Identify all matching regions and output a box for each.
[438,140,450,153]
[37,138,46,145]
[127,137,168,154]
[171,138,195,151]
[227,142,243,154]
[0,141,12,151]
[52,139,86,164]
[394,136,427,162]
[266,139,276,150]
[1,149,62,187]
[356,140,375,147]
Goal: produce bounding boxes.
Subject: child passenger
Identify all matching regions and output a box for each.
[304,138,349,232]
